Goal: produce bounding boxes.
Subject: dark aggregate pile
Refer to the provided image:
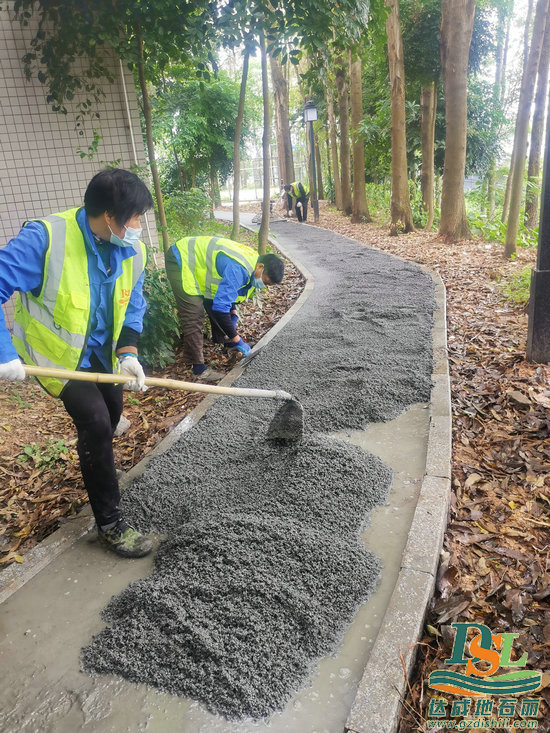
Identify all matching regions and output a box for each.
[82,224,435,720]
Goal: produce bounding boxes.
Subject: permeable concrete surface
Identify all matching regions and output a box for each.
[0,215,449,733]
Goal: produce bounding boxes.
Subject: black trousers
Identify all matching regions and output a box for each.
[60,359,123,527]
[287,193,308,221]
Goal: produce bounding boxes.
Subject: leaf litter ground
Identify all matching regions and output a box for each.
[313,204,550,732]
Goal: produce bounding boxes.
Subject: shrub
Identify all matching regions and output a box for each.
[163,189,211,241]
[140,265,181,369]
[499,266,532,305]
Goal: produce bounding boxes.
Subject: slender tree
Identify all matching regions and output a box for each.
[327,84,343,209]
[420,81,437,229]
[232,49,251,240]
[525,11,550,230]
[270,52,295,186]
[386,0,414,234]
[502,0,534,223]
[439,0,476,240]
[335,56,353,214]
[504,0,550,257]
[349,52,371,223]
[258,31,271,254]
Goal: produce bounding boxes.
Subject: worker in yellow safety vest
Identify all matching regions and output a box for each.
[0,169,155,558]
[284,182,310,222]
[165,236,285,381]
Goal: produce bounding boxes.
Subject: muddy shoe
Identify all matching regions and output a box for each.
[97,519,153,558]
[193,367,225,382]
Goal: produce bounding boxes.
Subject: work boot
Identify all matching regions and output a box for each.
[193,367,225,382]
[97,519,153,558]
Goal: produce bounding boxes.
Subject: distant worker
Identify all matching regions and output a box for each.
[165,236,285,382]
[284,182,310,222]
[0,169,154,559]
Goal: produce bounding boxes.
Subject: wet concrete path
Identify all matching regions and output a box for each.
[0,217,438,733]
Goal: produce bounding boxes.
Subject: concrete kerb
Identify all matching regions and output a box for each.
[0,236,315,607]
[345,267,451,733]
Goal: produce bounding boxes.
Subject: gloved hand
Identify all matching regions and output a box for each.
[0,358,26,381]
[229,337,251,356]
[297,202,302,208]
[288,209,292,216]
[230,310,239,329]
[119,355,147,391]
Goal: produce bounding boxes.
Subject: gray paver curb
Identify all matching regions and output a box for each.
[346,269,451,733]
[0,234,314,606]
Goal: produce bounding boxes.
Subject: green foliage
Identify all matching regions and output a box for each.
[126,395,140,406]
[17,439,72,469]
[467,182,539,249]
[9,389,31,410]
[163,189,211,241]
[365,183,391,221]
[140,266,181,370]
[499,266,532,305]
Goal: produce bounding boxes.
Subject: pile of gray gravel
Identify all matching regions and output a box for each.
[81,224,434,720]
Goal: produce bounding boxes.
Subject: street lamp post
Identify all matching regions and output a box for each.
[526,108,550,361]
[304,100,319,223]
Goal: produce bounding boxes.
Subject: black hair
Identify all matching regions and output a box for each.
[283,184,291,191]
[258,253,284,284]
[84,169,153,225]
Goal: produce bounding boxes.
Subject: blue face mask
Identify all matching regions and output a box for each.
[109,224,142,248]
[253,276,265,290]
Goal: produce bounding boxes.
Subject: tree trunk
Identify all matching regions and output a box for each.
[349,53,371,223]
[420,81,437,230]
[327,85,343,208]
[386,0,414,234]
[525,11,550,230]
[487,4,509,218]
[335,57,352,215]
[231,49,250,241]
[505,0,550,257]
[136,29,169,252]
[439,0,476,241]
[258,32,271,255]
[315,137,324,199]
[209,162,216,220]
[173,145,185,193]
[269,53,294,187]
[502,0,534,223]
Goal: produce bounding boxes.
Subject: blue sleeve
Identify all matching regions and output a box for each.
[122,268,146,334]
[0,222,48,363]
[212,253,250,313]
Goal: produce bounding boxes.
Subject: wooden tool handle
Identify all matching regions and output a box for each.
[22,365,292,401]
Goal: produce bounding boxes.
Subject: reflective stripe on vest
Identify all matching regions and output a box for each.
[12,207,146,397]
[174,236,258,301]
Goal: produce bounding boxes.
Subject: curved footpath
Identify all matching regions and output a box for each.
[0,215,451,733]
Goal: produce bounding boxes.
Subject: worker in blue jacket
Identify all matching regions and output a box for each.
[165,236,285,381]
[0,169,154,558]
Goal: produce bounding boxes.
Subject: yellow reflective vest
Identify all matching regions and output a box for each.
[173,236,258,302]
[289,181,309,198]
[12,207,146,397]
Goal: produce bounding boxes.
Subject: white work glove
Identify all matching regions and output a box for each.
[118,355,147,392]
[288,209,292,216]
[0,358,26,381]
[297,202,302,208]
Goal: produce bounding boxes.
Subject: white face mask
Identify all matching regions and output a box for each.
[109,224,142,248]
[253,276,265,290]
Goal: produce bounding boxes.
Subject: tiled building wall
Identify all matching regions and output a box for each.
[0,4,161,327]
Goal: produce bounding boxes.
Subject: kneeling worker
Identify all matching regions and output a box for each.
[284,182,310,222]
[165,236,284,381]
[0,169,154,558]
